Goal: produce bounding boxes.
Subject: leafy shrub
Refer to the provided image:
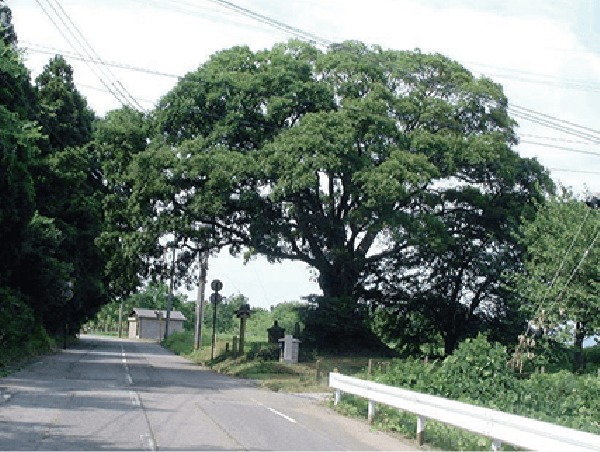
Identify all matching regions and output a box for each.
[436,334,515,401]
[340,334,600,450]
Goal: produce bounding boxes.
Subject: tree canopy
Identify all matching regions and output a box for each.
[127,40,552,353]
[0,3,111,356]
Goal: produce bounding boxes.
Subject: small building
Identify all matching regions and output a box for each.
[128,308,187,340]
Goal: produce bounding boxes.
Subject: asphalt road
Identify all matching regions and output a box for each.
[0,335,417,451]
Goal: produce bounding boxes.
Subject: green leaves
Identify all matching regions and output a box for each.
[122,40,553,354]
[514,190,600,333]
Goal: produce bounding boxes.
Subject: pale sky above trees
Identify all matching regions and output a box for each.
[8,0,600,308]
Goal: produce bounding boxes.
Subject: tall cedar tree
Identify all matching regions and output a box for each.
[31,55,106,334]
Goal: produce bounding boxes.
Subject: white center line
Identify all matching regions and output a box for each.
[265,406,297,423]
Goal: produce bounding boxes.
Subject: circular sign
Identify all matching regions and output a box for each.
[210,293,222,305]
[211,279,223,292]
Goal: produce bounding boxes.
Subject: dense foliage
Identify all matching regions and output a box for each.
[513,190,600,364]
[3,0,592,366]
[126,40,551,353]
[0,6,110,362]
[333,335,599,450]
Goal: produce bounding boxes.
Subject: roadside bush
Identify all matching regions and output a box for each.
[359,334,600,447]
[435,334,515,401]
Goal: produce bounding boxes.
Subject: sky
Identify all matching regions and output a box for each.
[7,0,600,310]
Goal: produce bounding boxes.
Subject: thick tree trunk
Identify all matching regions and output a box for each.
[317,259,359,299]
[573,321,585,373]
[443,332,459,356]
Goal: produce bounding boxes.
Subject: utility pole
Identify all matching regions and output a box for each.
[165,245,176,339]
[118,237,124,338]
[194,252,208,350]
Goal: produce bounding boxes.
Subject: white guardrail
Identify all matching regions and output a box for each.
[329,372,600,451]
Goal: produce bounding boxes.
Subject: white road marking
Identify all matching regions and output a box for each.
[248,397,297,423]
[129,391,140,406]
[266,406,297,423]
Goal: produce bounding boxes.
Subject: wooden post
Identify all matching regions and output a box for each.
[334,389,341,406]
[239,316,246,355]
[417,416,426,446]
[226,342,229,353]
[315,359,321,383]
[368,359,373,377]
[368,400,375,423]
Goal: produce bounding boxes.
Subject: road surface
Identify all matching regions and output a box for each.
[0,335,417,450]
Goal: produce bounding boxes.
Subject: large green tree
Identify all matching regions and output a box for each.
[94,106,151,300]
[130,41,550,351]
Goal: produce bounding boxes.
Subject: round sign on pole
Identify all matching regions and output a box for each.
[210,293,221,305]
[211,279,223,292]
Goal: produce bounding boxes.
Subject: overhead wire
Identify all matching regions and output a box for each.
[520,141,600,158]
[549,168,600,175]
[26,0,600,189]
[526,208,591,334]
[21,42,182,79]
[34,0,130,109]
[34,0,144,111]
[49,0,145,111]
[554,224,600,315]
[511,104,600,138]
[205,0,331,48]
[508,108,600,144]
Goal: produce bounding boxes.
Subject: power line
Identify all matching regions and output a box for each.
[34,0,144,111]
[49,0,144,111]
[509,108,600,145]
[549,168,600,175]
[520,141,600,158]
[511,104,600,138]
[519,134,592,145]
[467,61,600,94]
[34,0,131,108]
[206,0,332,48]
[21,42,182,79]
[24,2,600,168]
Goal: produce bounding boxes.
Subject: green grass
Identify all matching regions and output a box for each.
[161,329,403,392]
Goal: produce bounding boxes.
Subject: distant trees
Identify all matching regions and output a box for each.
[86,283,192,332]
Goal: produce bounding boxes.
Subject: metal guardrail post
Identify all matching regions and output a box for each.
[368,400,375,423]
[417,416,426,446]
[334,389,341,406]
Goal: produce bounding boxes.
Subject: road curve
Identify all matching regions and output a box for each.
[0,335,417,451]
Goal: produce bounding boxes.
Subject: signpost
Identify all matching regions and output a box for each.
[210,280,222,361]
[235,303,251,355]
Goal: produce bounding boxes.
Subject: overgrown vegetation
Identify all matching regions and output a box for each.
[333,335,600,450]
